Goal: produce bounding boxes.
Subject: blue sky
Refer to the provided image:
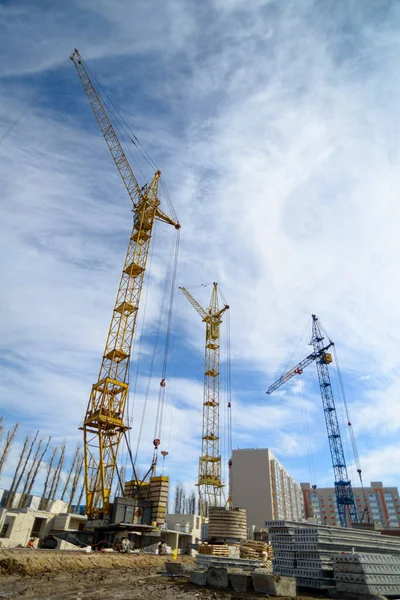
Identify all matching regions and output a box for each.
[1,0,400,505]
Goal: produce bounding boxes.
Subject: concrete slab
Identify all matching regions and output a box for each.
[164,561,182,575]
[191,569,207,586]
[252,570,296,596]
[229,571,253,592]
[207,566,229,589]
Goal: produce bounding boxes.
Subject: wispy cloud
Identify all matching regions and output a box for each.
[1,0,400,500]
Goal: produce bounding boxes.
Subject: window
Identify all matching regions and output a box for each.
[30,517,46,538]
[0,518,14,538]
[124,506,134,523]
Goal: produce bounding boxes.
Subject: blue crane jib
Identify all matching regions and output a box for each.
[266,314,358,528]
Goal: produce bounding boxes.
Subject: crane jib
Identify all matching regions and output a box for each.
[266,342,333,395]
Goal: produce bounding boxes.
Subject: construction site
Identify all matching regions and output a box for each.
[0,34,400,600]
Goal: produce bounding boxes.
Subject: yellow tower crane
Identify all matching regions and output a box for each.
[179,283,229,516]
[70,50,180,519]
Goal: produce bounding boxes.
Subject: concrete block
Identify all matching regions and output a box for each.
[181,563,194,575]
[191,569,207,586]
[230,572,253,592]
[165,561,182,575]
[252,570,296,596]
[207,566,229,589]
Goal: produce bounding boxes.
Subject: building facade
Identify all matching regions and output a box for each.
[230,448,305,528]
[301,481,400,528]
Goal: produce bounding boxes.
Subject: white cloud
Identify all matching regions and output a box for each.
[1,0,400,502]
[358,444,400,487]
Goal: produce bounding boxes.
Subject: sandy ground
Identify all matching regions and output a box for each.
[0,549,326,600]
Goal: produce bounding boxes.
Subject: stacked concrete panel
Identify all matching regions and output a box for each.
[147,476,169,525]
[124,476,169,525]
[334,553,400,596]
[196,554,264,570]
[268,520,400,590]
[266,520,299,577]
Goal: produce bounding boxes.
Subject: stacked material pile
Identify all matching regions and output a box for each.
[147,476,169,524]
[240,540,273,564]
[266,520,299,577]
[294,525,400,589]
[208,507,247,542]
[293,527,336,589]
[198,543,229,556]
[267,521,400,591]
[334,553,400,596]
[124,476,169,525]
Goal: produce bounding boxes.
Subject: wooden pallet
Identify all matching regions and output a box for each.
[240,540,273,561]
[198,544,229,556]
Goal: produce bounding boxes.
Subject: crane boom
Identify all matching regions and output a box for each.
[266,315,358,527]
[71,49,180,519]
[179,288,207,320]
[180,284,229,516]
[266,342,333,394]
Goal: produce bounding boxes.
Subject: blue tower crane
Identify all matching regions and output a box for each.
[266,314,358,527]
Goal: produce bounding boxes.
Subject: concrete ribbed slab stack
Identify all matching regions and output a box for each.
[334,552,400,595]
[195,554,263,571]
[265,521,301,577]
[267,520,400,591]
[295,525,400,555]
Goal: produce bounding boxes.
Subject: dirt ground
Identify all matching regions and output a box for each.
[0,549,326,600]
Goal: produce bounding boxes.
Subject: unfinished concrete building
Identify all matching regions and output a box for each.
[0,490,86,549]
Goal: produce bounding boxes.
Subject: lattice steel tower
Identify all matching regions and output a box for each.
[71,50,180,518]
[180,284,229,517]
[266,314,358,527]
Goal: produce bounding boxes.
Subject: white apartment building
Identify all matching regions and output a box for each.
[230,448,305,528]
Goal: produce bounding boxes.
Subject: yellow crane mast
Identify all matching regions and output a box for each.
[179,283,229,516]
[70,50,180,519]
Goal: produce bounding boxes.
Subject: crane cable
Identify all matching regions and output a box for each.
[85,61,178,222]
[84,62,150,181]
[273,318,310,384]
[331,344,370,523]
[163,292,184,463]
[218,286,232,504]
[297,380,317,488]
[0,90,41,147]
[154,228,181,442]
[133,227,180,465]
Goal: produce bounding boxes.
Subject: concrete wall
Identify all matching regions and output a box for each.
[163,514,203,553]
[0,508,87,549]
[165,514,202,540]
[0,509,53,548]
